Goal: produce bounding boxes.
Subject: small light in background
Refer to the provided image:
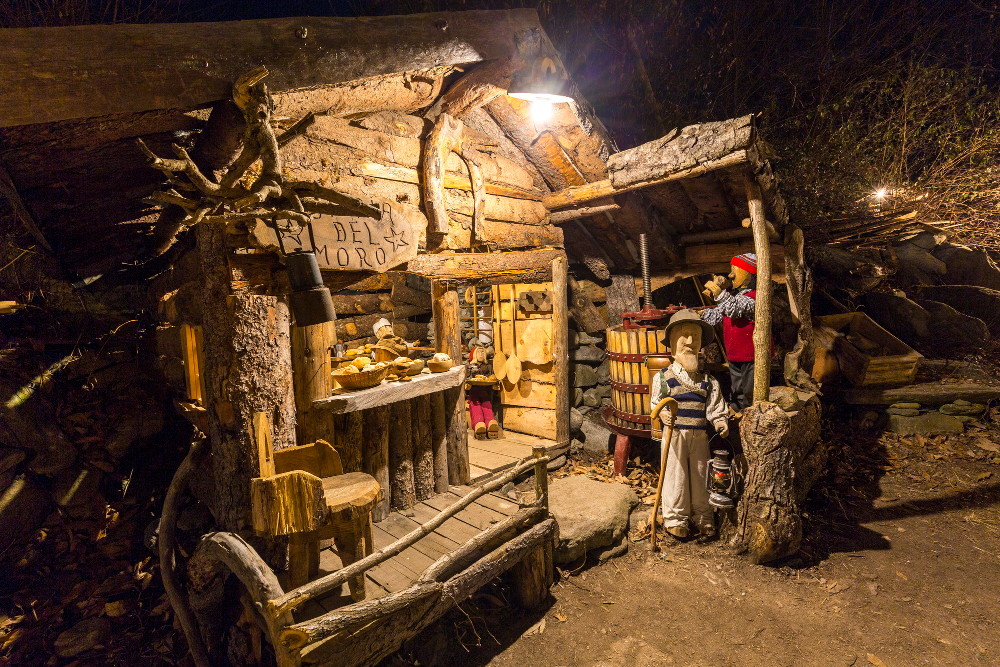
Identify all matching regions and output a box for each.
[874,187,888,199]
[530,100,555,125]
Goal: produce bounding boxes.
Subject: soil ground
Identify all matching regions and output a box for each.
[386,409,1000,667]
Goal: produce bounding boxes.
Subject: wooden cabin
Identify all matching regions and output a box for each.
[0,8,808,666]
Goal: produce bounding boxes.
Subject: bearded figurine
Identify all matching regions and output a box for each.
[650,309,729,539]
[701,253,762,415]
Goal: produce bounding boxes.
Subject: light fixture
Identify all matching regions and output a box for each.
[874,187,888,199]
[507,55,574,104]
[286,250,336,327]
[530,99,555,125]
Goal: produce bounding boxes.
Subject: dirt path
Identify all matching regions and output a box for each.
[386,419,1000,667]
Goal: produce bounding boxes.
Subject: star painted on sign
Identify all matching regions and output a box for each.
[383,225,409,251]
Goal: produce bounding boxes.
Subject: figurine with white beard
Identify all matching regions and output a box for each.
[649,309,730,539]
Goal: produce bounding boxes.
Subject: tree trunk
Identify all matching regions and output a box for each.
[413,394,435,500]
[389,400,416,510]
[605,274,640,327]
[363,406,391,522]
[734,396,823,564]
[196,223,296,533]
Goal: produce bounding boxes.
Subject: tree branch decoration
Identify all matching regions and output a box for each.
[137,66,377,238]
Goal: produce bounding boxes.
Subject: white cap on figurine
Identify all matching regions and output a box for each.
[373,317,391,335]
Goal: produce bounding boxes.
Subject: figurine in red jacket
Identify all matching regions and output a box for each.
[701,253,761,414]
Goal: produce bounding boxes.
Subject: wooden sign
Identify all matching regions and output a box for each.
[251,201,423,272]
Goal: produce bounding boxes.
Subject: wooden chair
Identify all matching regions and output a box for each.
[249,414,381,599]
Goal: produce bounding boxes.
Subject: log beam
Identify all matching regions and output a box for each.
[0,9,549,128]
[744,171,773,403]
[405,249,561,282]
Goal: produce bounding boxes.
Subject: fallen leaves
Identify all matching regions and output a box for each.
[867,653,888,667]
[523,618,546,637]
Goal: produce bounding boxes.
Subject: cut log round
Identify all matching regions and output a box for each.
[734,395,823,564]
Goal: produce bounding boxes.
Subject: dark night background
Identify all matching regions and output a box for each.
[3,0,999,237]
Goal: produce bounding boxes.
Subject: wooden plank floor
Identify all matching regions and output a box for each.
[309,487,522,615]
[467,430,566,481]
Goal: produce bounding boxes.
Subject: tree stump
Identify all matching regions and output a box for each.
[734,393,823,564]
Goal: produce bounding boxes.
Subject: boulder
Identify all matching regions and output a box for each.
[932,243,1000,290]
[548,475,638,564]
[573,387,584,407]
[569,408,584,434]
[886,407,920,416]
[917,285,1000,334]
[578,331,604,345]
[917,300,989,350]
[890,402,922,410]
[593,384,612,399]
[572,364,598,387]
[579,417,614,454]
[888,412,965,435]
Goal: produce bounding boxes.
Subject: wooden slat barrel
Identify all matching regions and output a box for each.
[603,326,669,438]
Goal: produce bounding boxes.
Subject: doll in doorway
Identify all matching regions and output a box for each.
[466,334,500,439]
[650,309,730,539]
[700,253,762,415]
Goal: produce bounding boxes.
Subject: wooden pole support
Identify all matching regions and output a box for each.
[363,406,391,522]
[291,321,336,445]
[550,254,570,446]
[532,445,548,509]
[431,392,450,494]
[743,171,773,404]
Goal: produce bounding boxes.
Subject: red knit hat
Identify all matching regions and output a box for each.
[731,253,757,274]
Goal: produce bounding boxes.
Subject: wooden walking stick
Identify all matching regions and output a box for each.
[649,397,678,552]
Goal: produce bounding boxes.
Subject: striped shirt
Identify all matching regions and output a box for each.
[650,362,729,433]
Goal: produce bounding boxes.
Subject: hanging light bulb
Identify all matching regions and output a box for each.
[507,56,574,105]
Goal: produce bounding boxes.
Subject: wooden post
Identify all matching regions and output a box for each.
[431,392,450,494]
[551,255,570,446]
[532,445,548,508]
[333,411,364,473]
[363,406,391,522]
[445,387,470,485]
[389,400,416,510]
[412,394,435,500]
[743,171,773,403]
[196,223,296,533]
[432,279,469,484]
[291,322,336,445]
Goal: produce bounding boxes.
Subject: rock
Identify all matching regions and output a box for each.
[595,534,629,563]
[954,416,977,424]
[860,292,930,345]
[953,399,972,406]
[595,361,610,384]
[582,388,603,407]
[918,300,989,350]
[768,386,816,412]
[579,418,614,454]
[917,285,1000,334]
[572,364,598,387]
[594,384,612,399]
[890,402,922,410]
[571,345,605,362]
[887,407,920,416]
[573,388,584,407]
[54,617,111,658]
[932,243,1000,290]
[569,439,584,455]
[939,402,986,416]
[548,476,638,564]
[578,331,604,345]
[546,454,567,471]
[570,408,584,434]
[889,412,966,435]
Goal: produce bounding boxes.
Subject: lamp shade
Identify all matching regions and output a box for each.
[507,57,573,104]
[285,250,336,327]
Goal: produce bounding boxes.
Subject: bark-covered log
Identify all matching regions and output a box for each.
[291,322,336,445]
[334,411,364,473]
[413,394,435,501]
[552,256,571,446]
[363,406,392,522]
[445,386,470,485]
[569,276,608,333]
[197,223,296,533]
[331,292,395,316]
[734,395,823,564]
[782,224,818,391]
[389,400,416,510]
[604,274,640,327]
[431,391,450,494]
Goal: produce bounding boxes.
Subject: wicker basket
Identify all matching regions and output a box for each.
[427,359,454,373]
[333,366,389,390]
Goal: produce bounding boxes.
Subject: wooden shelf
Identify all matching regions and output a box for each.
[313,365,466,414]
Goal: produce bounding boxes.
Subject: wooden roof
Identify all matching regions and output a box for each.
[0,9,787,282]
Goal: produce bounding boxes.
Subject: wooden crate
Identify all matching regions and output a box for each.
[816,312,922,387]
